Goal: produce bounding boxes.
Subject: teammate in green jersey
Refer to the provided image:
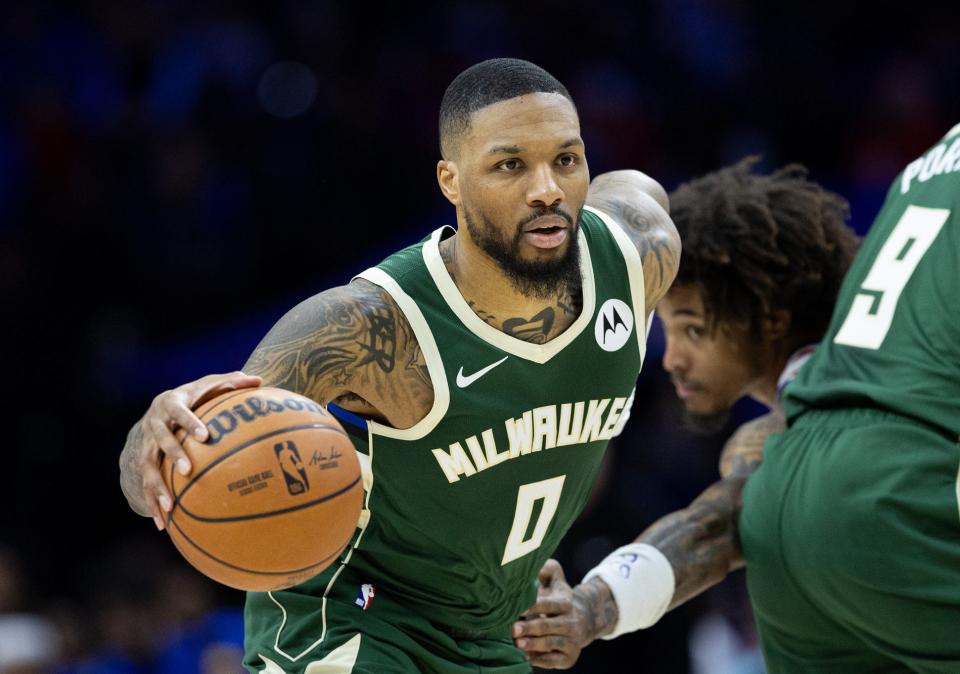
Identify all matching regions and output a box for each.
[512,157,860,668]
[118,58,681,673]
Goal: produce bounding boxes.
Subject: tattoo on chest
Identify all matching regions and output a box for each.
[503,307,555,344]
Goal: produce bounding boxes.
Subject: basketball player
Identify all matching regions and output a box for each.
[118,58,681,674]
[513,158,863,668]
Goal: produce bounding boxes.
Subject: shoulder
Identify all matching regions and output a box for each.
[718,412,786,479]
[585,170,681,310]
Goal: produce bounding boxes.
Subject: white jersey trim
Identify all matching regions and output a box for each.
[353,267,450,440]
[955,452,960,525]
[421,226,597,364]
[583,205,648,365]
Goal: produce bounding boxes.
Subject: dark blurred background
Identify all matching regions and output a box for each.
[2,0,958,672]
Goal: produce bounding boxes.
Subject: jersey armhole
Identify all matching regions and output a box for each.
[352,267,450,441]
[582,205,649,364]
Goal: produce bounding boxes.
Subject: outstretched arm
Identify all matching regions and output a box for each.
[514,412,784,668]
[586,170,681,310]
[119,279,430,525]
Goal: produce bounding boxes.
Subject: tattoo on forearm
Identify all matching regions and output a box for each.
[576,577,619,642]
[639,478,745,610]
[635,413,785,610]
[119,421,149,514]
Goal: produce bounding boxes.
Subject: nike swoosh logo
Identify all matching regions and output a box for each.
[456,356,509,388]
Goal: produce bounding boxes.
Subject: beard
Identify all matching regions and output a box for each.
[464,205,582,299]
[682,407,732,434]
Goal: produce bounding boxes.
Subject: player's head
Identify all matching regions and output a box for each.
[436,58,588,298]
[657,157,858,431]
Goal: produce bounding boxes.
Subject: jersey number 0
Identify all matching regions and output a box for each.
[501,475,566,565]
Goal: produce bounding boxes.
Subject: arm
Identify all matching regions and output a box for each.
[586,170,681,310]
[119,279,431,524]
[514,412,784,668]
[638,411,783,609]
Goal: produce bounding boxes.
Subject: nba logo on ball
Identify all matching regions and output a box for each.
[274,440,310,495]
[595,299,633,352]
[355,584,375,610]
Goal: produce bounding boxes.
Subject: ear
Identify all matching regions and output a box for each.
[437,160,460,206]
[763,309,791,341]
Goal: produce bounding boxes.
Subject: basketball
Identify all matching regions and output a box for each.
[160,386,363,592]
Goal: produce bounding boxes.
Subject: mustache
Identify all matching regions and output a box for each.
[516,205,575,231]
[671,376,706,392]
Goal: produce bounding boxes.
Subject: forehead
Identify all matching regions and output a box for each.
[658,285,706,317]
[463,92,580,152]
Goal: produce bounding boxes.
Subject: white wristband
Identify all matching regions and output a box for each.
[582,543,676,639]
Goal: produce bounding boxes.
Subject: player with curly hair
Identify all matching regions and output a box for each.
[513,157,862,668]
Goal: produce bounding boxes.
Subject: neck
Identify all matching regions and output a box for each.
[746,341,793,416]
[438,229,581,342]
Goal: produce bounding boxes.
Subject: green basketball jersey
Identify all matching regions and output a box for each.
[246,206,649,650]
[785,123,960,439]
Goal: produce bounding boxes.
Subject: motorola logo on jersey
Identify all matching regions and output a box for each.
[274,440,310,495]
[594,299,633,352]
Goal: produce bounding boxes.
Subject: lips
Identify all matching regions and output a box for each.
[521,215,569,249]
[671,379,703,400]
[522,214,569,233]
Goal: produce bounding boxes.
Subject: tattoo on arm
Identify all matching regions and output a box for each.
[119,421,149,515]
[575,576,620,642]
[242,279,432,426]
[719,412,785,478]
[587,170,681,310]
[637,412,785,610]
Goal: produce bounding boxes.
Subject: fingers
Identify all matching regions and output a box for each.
[135,371,262,530]
[189,371,262,408]
[159,393,207,443]
[522,595,573,619]
[148,416,193,476]
[538,558,567,589]
[140,455,172,519]
[514,611,574,639]
[527,650,576,669]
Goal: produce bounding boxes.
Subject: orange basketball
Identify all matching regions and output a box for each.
[160,386,362,591]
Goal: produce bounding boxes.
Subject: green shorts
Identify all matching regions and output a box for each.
[242,566,531,674]
[740,408,960,673]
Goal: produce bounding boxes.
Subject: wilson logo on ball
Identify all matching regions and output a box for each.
[204,396,327,445]
[274,440,311,495]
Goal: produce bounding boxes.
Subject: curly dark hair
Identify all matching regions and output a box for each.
[669,157,859,345]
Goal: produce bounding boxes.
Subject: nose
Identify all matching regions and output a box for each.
[662,336,687,375]
[526,164,564,208]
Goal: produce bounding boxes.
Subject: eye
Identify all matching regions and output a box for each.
[686,325,705,342]
[497,158,523,172]
[556,153,578,167]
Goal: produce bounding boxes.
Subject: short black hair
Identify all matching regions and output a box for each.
[439,58,574,159]
[670,157,859,346]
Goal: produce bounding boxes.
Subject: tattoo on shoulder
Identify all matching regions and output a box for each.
[587,172,681,308]
[719,413,786,478]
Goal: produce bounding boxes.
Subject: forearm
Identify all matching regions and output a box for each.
[119,420,150,516]
[576,475,745,645]
[571,576,619,641]
[638,476,745,610]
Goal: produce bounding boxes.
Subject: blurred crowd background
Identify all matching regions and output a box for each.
[2,0,958,672]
